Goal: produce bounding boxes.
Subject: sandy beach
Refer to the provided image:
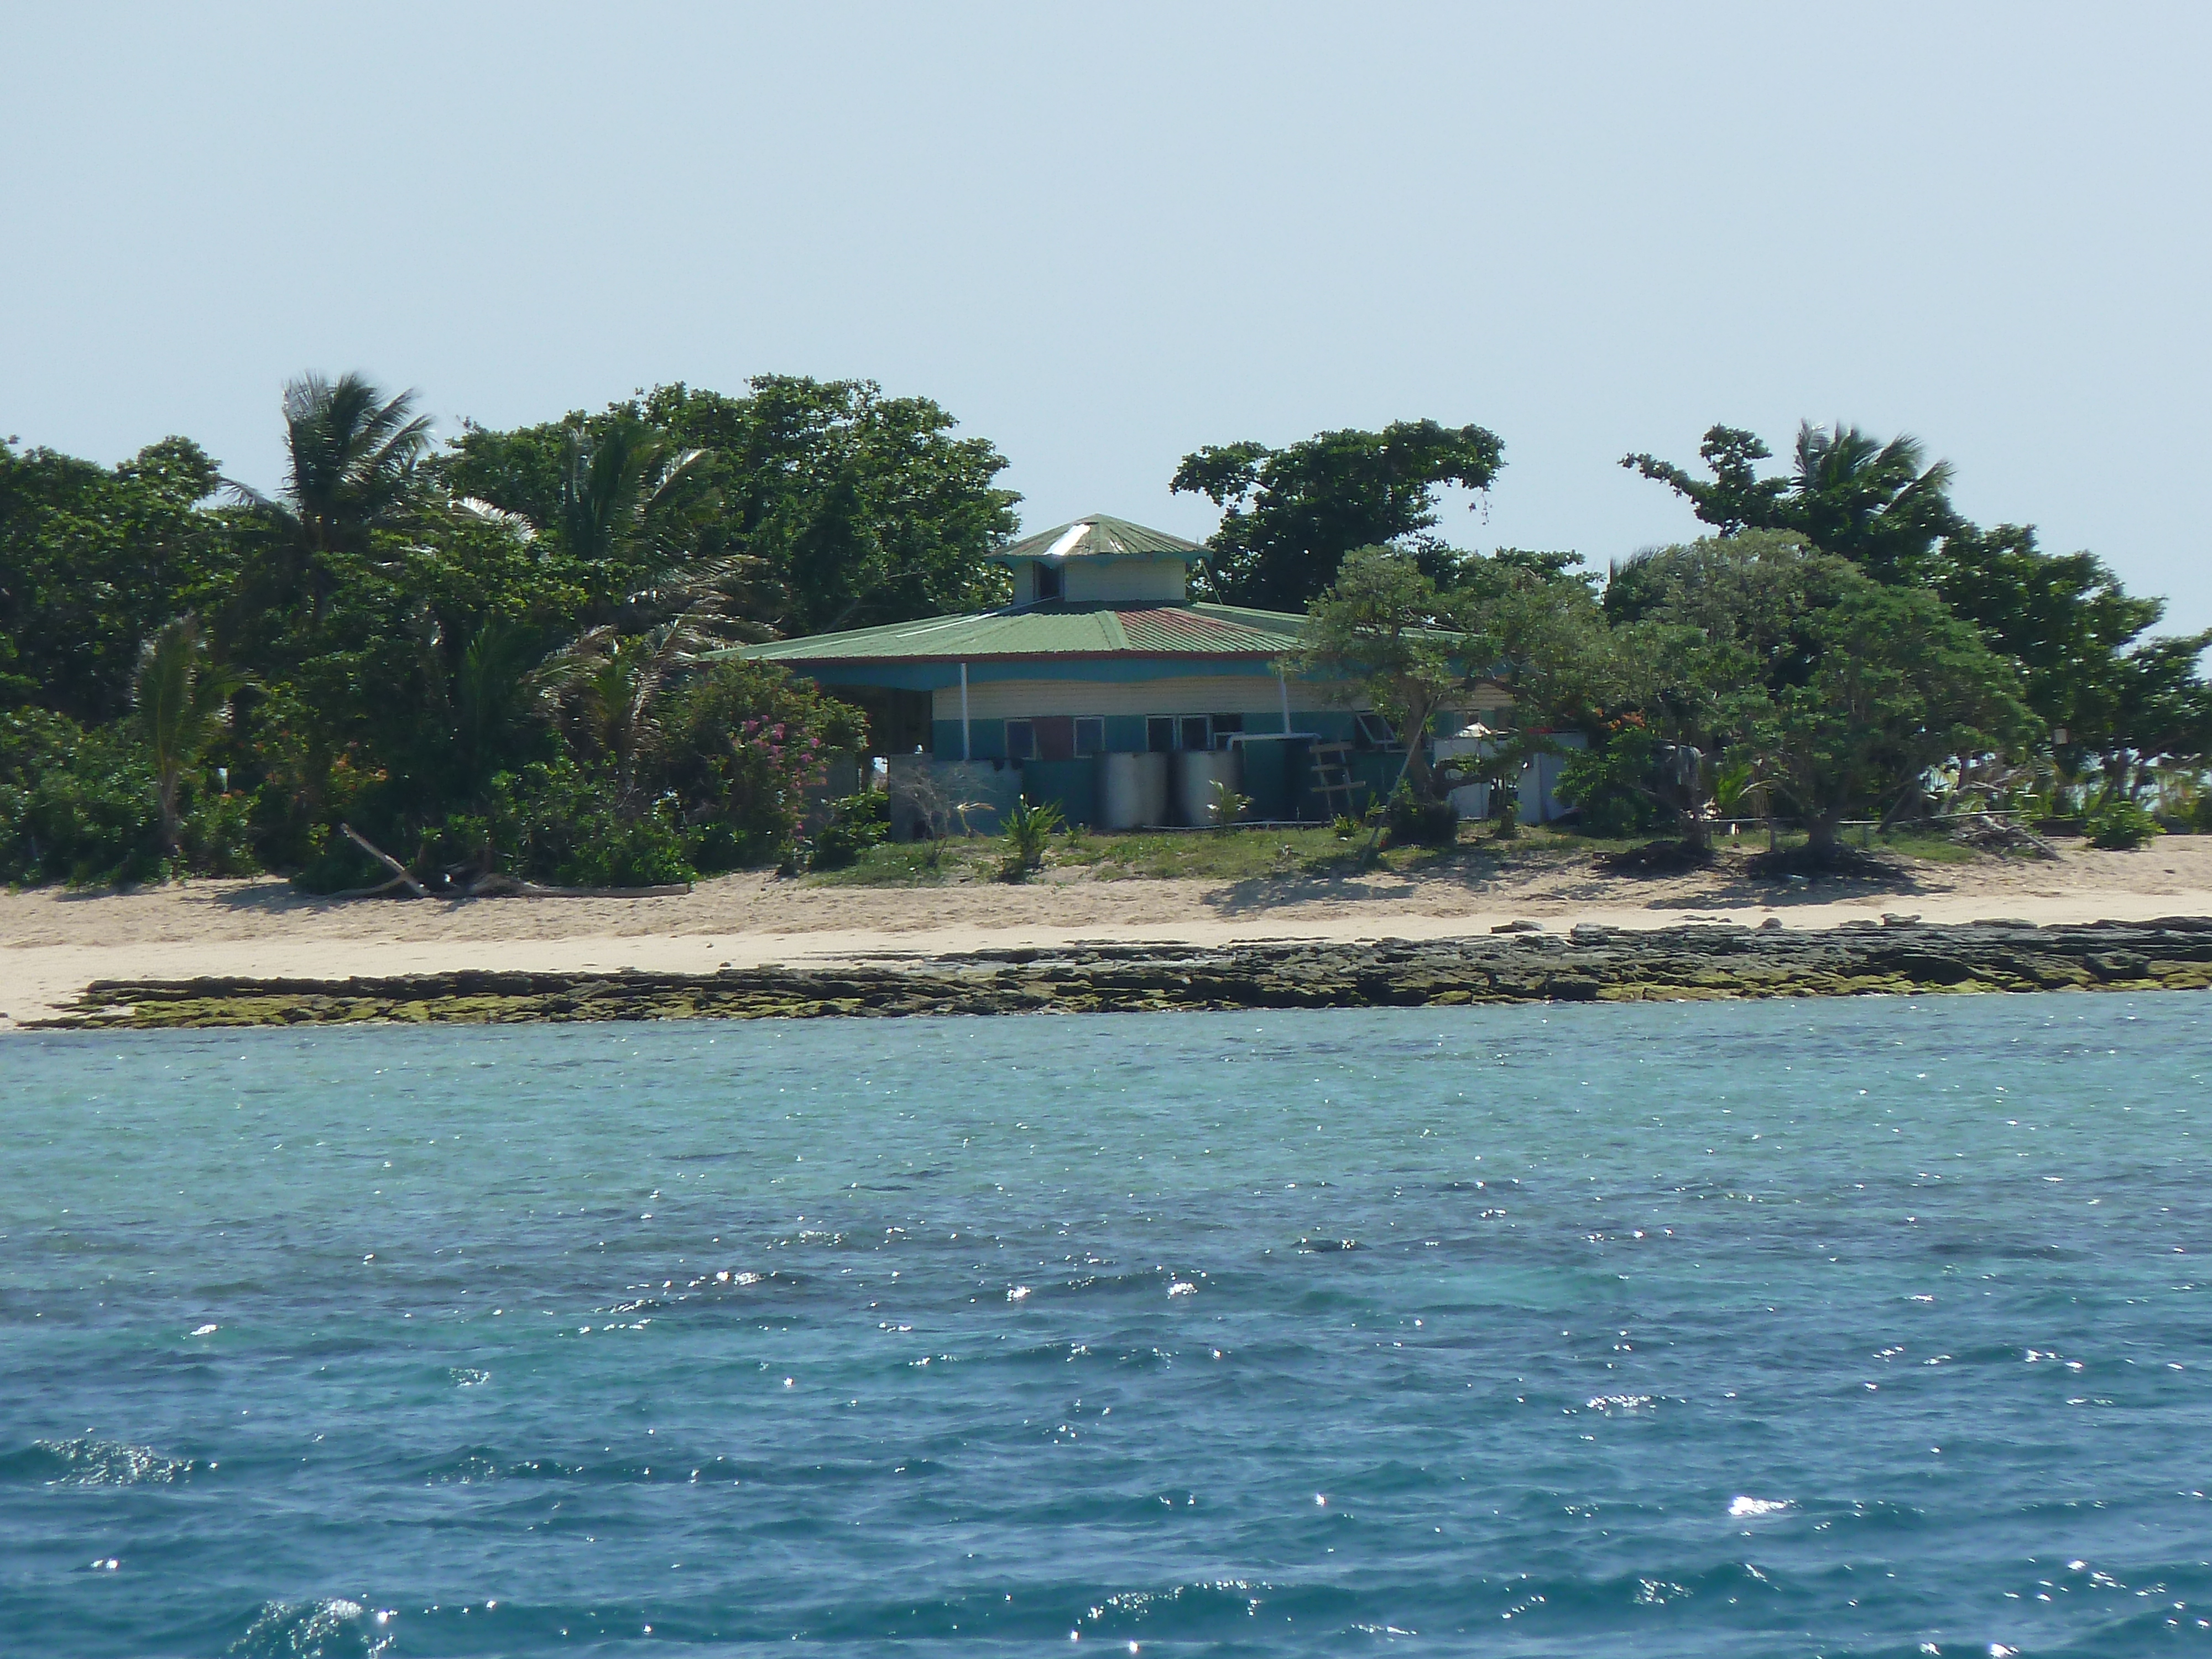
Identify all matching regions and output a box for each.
[5,838,2210,1029]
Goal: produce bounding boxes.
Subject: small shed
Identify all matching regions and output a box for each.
[740,514,1505,832]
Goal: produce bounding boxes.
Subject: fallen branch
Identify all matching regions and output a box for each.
[338,825,426,898]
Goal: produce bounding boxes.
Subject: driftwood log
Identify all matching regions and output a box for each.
[324,827,688,901]
[335,825,426,899]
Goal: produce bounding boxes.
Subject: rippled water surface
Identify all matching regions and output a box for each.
[5,996,2211,1657]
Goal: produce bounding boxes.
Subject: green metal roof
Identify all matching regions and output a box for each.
[738,601,1307,665]
[987,514,1207,565]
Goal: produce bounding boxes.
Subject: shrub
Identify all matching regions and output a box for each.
[810,789,890,870]
[487,759,696,887]
[1556,731,1673,838]
[997,795,1063,880]
[659,660,867,869]
[1385,788,1458,847]
[0,710,169,886]
[2085,797,2161,851]
[1206,779,1252,832]
[179,788,260,877]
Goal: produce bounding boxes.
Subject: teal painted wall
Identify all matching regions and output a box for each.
[931,717,1006,760]
[1016,759,1098,827]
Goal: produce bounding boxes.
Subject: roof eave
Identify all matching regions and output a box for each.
[750,648,1288,667]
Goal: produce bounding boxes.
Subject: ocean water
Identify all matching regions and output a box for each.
[3,997,2210,1658]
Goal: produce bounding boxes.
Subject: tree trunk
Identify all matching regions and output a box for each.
[156,770,182,857]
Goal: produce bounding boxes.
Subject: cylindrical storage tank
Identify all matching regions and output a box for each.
[1097,751,1170,830]
[1172,747,1244,826]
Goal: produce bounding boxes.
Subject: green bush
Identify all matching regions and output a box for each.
[1556,730,1673,838]
[179,789,260,876]
[0,710,168,886]
[997,795,1063,880]
[1206,778,1253,832]
[810,789,890,870]
[486,759,696,887]
[2085,797,2161,851]
[1385,788,1458,847]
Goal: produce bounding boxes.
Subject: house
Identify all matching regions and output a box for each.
[740,514,1510,833]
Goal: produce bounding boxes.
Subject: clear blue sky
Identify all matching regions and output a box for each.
[5,3,2207,632]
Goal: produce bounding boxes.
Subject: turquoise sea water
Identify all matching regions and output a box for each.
[3,996,2210,1657]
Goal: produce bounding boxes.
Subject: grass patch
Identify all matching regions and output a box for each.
[800,820,1991,888]
[802,840,1005,887]
[1058,826,1364,881]
[1877,829,1983,865]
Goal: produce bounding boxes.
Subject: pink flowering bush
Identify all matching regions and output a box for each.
[659,660,865,869]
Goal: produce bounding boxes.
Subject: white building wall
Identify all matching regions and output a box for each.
[936,675,1324,721]
[932,676,1514,722]
[1060,558,1188,604]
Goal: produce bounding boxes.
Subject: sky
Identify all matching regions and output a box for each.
[4,3,2208,633]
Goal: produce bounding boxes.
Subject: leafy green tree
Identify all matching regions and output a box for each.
[1623,421,1959,581]
[1173,420,1505,611]
[1607,532,2037,851]
[1284,547,1467,804]
[1755,581,2036,848]
[442,377,1019,637]
[537,613,732,804]
[1286,544,1614,804]
[0,436,229,719]
[1932,523,2211,795]
[1598,531,1834,846]
[1624,420,2212,813]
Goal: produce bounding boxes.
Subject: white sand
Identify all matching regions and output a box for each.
[5,839,2210,1028]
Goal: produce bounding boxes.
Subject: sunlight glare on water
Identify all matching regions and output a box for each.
[3,995,2209,1656]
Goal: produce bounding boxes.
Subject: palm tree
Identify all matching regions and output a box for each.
[536,611,738,802]
[558,418,710,572]
[1787,422,1958,582]
[132,616,245,855]
[230,372,432,623]
[452,618,546,794]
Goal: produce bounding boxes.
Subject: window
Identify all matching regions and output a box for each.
[1147,716,1176,753]
[1209,712,1243,749]
[1032,561,1062,602]
[1074,717,1105,757]
[1005,719,1036,762]
[1354,711,1400,748]
[1178,714,1211,752]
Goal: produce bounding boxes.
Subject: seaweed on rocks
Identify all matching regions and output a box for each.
[35,919,2212,1029]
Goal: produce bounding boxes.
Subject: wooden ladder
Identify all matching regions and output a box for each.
[1308,742,1359,820]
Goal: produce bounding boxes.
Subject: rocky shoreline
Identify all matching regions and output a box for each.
[33,916,2212,1029]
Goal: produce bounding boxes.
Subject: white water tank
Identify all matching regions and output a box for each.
[1172,747,1244,826]
[1097,751,1170,830]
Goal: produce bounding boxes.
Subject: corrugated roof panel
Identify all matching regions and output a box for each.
[737,601,1306,664]
[990,513,1207,564]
